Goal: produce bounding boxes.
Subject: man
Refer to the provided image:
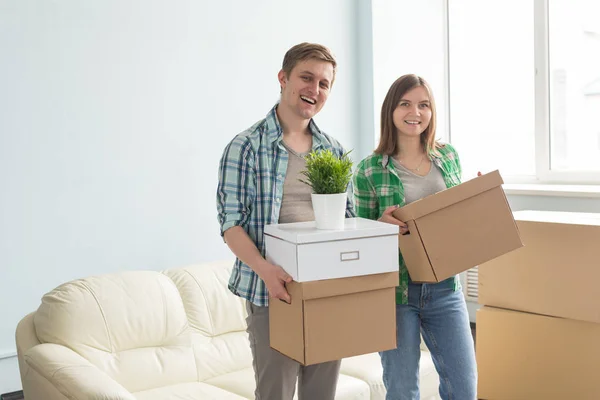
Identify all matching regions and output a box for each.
[216,42,355,400]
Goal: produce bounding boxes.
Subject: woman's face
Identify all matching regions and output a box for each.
[392,86,432,139]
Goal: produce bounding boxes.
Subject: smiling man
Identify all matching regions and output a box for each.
[216,43,354,400]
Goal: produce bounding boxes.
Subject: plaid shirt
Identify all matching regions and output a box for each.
[217,104,355,306]
[352,143,462,304]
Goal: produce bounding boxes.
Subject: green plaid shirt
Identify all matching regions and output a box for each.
[352,143,462,304]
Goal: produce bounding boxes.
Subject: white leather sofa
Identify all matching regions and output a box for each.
[16,260,440,399]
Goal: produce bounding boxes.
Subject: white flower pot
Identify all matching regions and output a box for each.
[311,192,347,230]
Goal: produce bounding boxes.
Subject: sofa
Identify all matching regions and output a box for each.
[15,260,441,399]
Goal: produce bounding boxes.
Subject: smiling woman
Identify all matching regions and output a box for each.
[353,73,477,399]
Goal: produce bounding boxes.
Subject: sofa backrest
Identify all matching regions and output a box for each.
[162,260,252,381]
[31,260,249,393]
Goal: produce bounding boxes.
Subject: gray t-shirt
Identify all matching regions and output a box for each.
[391,158,447,204]
[277,141,315,223]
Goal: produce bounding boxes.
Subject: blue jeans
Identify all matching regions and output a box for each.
[379,278,477,400]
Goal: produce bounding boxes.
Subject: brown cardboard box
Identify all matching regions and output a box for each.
[477,306,600,400]
[392,170,522,283]
[269,271,398,365]
[479,211,600,324]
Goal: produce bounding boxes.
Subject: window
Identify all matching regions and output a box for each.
[548,0,600,174]
[372,0,600,184]
[448,0,535,181]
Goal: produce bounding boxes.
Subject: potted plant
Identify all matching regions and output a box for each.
[299,149,353,230]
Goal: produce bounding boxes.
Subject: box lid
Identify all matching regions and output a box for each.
[392,170,503,221]
[264,217,399,244]
[287,271,399,300]
[514,210,600,226]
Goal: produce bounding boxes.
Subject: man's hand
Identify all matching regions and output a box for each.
[223,226,293,303]
[256,262,293,303]
[378,205,409,235]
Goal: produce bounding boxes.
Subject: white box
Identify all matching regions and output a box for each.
[264,217,399,282]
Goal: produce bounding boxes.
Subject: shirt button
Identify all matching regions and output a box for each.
[278,174,283,180]
[276,197,281,203]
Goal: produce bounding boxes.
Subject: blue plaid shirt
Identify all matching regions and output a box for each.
[217,104,355,306]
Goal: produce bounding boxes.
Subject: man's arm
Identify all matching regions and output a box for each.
[223,226,292,303]
[217,136,292,303]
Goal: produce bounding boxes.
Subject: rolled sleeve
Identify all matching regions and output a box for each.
[216,136,256,237]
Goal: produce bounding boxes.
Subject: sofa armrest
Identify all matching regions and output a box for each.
[24,343,135,400]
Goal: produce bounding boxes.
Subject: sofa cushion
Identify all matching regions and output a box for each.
[340,353,387,399]
[201,367,371,400]
[341,351,440,399]
[33,271,197,392]
[192,332,252,382]
[133,382,247,399]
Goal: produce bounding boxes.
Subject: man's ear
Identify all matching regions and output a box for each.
[278,69,287,89]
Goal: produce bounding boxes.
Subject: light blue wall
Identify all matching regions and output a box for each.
[0,0,363,393]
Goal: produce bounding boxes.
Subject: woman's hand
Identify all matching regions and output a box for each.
[378,205,409,235]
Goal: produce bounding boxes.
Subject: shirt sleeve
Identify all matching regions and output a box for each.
[352,160,379,221]
[443,142,463,183]
[454,147,462,180]
[216,135,256,237]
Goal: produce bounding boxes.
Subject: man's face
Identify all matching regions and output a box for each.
[278,59,334,120]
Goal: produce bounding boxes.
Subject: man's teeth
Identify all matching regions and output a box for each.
[405,121,420,125]
[301,96,316,105]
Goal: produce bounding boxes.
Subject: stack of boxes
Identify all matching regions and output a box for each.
[477,210,600,399]
[264,217,400,365]
[263,170,525,367]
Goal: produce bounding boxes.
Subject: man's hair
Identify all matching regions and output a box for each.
[281,42,337,83]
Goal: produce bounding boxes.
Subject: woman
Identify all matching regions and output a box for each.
[353,74,477,400]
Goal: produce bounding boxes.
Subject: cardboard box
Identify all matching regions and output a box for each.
[478,210,600,323]
[477,306,600,400]
[392,170,522,283]
[264,217,399,282]
[264,217,400,365]
[269,271,398,365]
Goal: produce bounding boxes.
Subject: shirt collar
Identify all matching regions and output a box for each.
[379,149,442,169]
[265,103,324,148]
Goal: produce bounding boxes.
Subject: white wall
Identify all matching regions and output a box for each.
[371,0,448,148]
[0,0,362,393]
